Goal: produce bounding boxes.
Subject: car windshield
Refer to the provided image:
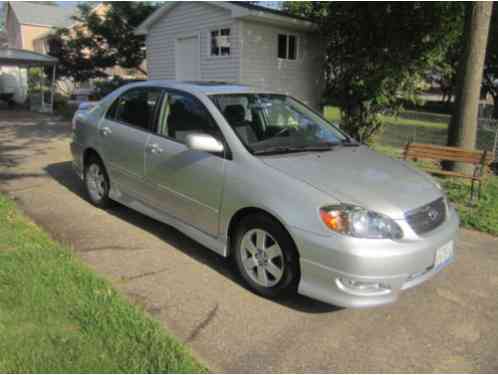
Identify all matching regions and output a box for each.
[210,94,351,154]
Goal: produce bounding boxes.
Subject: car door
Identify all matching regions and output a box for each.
[144,90,226,237]
[99,87,163,199]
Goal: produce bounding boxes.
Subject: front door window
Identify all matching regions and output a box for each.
[158,92,222,142]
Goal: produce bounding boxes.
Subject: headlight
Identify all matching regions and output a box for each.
[319,205,403,239]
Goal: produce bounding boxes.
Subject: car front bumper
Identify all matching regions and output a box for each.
[292,205,459,308]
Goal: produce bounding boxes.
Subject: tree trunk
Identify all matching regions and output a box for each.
[136,65,147,76]
[493,94,498,120]
[446,2,493,173]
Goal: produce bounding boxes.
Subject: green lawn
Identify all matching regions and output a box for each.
[324,106,448,129]
[324,106,342,123]
[324,106,451,147]
[325,106,497,152]
[371,144,498,237]
[0,194,206,373]
[440,175,498,237]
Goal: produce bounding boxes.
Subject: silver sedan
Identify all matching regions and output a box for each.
[71,81,459,308]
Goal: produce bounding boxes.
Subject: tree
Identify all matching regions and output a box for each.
[482,4,498,119]
[47,29,109,83]
[430,4,466,106]
[283,2,463,143]
[447,2,493,173]
[49,2,158,82]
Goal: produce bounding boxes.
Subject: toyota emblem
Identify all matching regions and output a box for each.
[428,209,439,221]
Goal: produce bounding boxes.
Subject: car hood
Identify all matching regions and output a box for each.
[261,146,442,219]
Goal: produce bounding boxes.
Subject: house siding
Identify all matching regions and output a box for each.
[146,2,240,82]
[239,20,324,108]
[20,24,52,51]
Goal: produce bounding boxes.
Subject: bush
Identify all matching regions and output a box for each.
[53,93,69,112]
[94,77,145,100]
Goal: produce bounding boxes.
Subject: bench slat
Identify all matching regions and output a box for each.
[426,169,481,180]
[404,143,492,165]
[407,143,482,153]
[405,146,485,159]
[405,153,484,164]
[403,143,490,201]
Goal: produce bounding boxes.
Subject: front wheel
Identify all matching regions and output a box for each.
[84,158,113,209]
[233,214,299,299]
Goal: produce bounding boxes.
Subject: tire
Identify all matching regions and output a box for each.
[233,213,300,299]
[84,156,113,209]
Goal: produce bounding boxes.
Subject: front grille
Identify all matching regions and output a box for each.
[406,197,446,235]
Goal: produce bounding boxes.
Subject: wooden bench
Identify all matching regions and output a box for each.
[403,143,494,201]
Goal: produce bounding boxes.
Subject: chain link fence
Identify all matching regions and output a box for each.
[377,112,498,161]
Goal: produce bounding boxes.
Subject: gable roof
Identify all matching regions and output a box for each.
[135,1,316,35]
[8,2,77,28]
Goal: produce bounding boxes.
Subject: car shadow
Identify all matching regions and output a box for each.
[44,160,342,314]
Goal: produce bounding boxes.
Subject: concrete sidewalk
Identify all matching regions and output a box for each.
[1,110,498,372]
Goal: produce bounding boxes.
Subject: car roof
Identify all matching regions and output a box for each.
[126,80,277,96]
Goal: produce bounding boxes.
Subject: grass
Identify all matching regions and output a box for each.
[0,194,206,373]
[324,106,341,123]
[324,106,453,148]
[440,176,498,237]
[371,144,498,237]
[325,105,496,160]
[324,106,447,129]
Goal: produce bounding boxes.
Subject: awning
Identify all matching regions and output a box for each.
[0,48,58,67]
[0,48,58,113]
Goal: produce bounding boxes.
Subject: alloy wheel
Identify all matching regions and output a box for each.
[86,164,107,202]
[240,228,285,288]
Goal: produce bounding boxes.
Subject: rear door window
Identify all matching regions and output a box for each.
[107,87,163,131]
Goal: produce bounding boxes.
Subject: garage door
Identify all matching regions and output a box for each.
[175,35,200,81]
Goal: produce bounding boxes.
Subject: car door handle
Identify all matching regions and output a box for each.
[147,143,163,155]
[100,126,112,137]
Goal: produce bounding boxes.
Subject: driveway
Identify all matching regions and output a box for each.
[1,110,498,372]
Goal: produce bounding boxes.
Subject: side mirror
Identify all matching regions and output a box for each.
[185,133,224,153]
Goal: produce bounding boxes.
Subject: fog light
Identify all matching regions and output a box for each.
[336,277,391,296]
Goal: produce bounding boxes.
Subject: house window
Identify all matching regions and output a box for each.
[210,28,231,56]
[278,34,298,60]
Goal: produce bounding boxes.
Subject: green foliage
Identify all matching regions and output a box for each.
[53,92,69,111]
[282,2,327,19]
[27,68,44,93]
[430,4,466,104]
[284,2,464,143]
[440,176,498,237]
[48,2,158,82]
[0,194,206,373]
[48,29,109,83]
[93,76,144,99]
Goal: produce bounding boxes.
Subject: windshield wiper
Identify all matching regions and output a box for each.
[252,144,336,155]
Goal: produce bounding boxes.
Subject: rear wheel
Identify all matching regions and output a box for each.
[233,213,299,299]
[84,157,113,209]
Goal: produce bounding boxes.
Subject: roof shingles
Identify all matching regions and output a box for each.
[9,2,77,28]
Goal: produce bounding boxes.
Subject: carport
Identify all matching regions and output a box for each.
[0,48,57,113]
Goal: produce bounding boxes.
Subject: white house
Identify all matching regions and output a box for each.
[135,1,324,108]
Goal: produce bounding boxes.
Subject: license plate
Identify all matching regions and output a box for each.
[435,241,454,270]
